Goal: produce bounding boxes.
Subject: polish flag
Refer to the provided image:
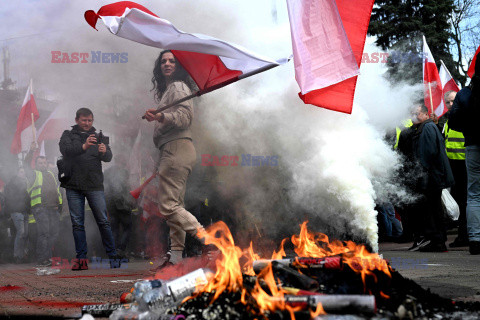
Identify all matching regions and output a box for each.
[37,106,68,143]
[423,36,444,117]
[439,60,460,95]
[286,0,375,114]
[467,45,480,78]
[84,1,288,94]
[10,79,39,154]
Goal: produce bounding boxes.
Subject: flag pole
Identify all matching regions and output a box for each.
[31,113,37,148]
[428,84,434,115]
[142,63,284,119]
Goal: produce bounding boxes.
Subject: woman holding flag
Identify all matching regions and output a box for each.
[144,50,203,268]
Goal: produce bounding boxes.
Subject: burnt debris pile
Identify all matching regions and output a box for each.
[81,221,480,319]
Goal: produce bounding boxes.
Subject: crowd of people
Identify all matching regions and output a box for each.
[378,63,480,256]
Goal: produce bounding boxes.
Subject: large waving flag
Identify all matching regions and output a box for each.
[85,1,288,95]
[423,36,444,117]
[286,0,375,114]
[11,79,39,155]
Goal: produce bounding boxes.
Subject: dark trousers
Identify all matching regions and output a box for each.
[109,209,133,252]
[66,189,116,259]
[31,206,59,263]
[414,187,446,244]
[449,159,468,240]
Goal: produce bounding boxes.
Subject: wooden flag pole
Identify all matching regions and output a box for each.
[141,62,284,119]
[428,84,434,115]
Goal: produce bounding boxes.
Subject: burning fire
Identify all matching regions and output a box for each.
[190,220,391,318]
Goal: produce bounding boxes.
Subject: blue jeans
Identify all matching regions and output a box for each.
[378,203,403,238]
[31,207,59,263]
[466,146,480,242]
[66,189,117,259]
[10,212,28,259]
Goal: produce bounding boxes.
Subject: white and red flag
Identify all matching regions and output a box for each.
[423,36,444,117]
[286,0,375,114]
[85,1,287,94]
[439,60,460,100]
[36,106,68,143]
[10,79,39,155]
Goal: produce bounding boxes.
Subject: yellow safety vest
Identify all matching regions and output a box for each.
[394,119,414,149]
[27,171,63,208]
[444,121,465,160]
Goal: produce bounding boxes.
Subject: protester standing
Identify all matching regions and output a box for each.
[4,167,30,263]
[24,146,62,267]
[104,154,135,259]
[449,61,480,255]
[441,91,469,247]
[59,108,120,270]
[398,104,454,252]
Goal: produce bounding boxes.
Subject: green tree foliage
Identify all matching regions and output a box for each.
[368,0,461,84]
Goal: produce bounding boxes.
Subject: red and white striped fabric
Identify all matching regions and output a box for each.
[422,36,444,117]
[37,106,68,143]
[286,0,375,114]
[439,60,460,99]
[85,1,287,92]
[10,79,39,154]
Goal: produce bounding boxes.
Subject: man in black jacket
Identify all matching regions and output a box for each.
[59,108,119,270]
[398,104,454,252]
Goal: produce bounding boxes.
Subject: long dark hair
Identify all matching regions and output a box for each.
[151,50,196,102]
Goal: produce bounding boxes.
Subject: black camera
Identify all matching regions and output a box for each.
[96,130,110,145]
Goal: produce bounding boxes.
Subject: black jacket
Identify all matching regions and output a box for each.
[4,176,30,215]
[59,125,112,191]
[398,120,454,191]
[449,87,480,146]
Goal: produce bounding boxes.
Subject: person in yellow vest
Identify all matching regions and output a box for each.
[443,90,469,247]
[25,145,62,267]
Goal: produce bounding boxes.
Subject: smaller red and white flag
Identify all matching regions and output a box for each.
[423,36,444,117]
[11,79,39,155]
[467,45,480,78]
[37,106,68,143]
[439,60,460,95]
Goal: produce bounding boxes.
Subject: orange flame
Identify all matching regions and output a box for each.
[196,221,246,301]
[243,241,260,276]
[289,221,392,289]
[190,220,389,319]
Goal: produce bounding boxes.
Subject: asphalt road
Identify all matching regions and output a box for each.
[0,234,478,319]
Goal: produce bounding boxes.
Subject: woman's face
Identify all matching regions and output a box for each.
[160,52,176,79]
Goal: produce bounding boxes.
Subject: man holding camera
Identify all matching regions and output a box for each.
[59,108,119,270]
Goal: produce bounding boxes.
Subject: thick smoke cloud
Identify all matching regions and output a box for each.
[1,1,419,252]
